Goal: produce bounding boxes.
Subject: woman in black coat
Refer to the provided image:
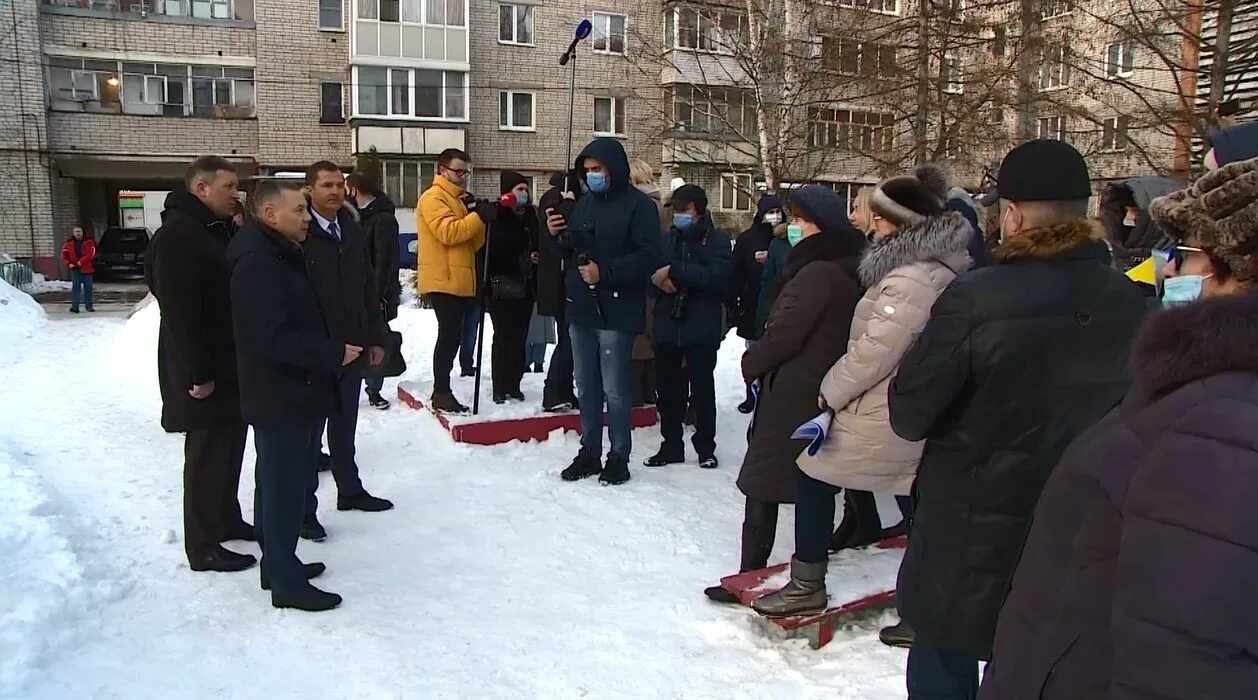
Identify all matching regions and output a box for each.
[982,157,1258,700]
[703,185,865,602]
[487,171,538,403]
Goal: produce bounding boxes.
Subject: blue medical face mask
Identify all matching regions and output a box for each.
[585,171,609,194]
[786,224,804,246]
[514,190,529,207]
[673,212,695,230]
[1162,274,1210,306]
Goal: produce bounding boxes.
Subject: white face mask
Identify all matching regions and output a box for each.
[763,212,783,225]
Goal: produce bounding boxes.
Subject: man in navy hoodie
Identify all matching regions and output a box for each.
[544,138,661,485]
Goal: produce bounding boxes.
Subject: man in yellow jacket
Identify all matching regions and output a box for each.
[418,147,493,412]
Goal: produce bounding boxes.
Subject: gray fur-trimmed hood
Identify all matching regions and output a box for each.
[858,210,971,288]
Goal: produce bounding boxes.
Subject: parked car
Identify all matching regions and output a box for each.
[95,227,150,278]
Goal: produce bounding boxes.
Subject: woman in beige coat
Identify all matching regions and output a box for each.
[752,164,972,619]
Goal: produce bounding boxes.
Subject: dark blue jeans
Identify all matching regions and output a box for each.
[569,323,634,461]
[795,468,842,564]
[70,269,93,310]
[907,637,979,700]
[459,300,480,373]
[254,419,321,596]
[306,373,366,517]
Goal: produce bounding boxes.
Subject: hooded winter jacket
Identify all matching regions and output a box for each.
[887,220,1150,659]
[798,212,971,495]
[650,213,733,348]
[547,138,661,334]
[981,291,1258,700]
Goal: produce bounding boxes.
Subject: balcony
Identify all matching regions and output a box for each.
[41,0,255,26]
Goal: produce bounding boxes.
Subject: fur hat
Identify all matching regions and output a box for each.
[870,164,949,226]
[1150,156,1258,282]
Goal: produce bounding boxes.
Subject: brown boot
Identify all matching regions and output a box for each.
[429,390,469,414]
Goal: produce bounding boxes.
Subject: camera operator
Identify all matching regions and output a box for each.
[543,138,661,486]
[646,185,731,470]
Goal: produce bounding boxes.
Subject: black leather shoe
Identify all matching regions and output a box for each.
[260,562,327,591]
[189,545,257,573]
[337,491,394,512]
[221,521,257,542]
[644,447,685,467]
[271,584,343,612]
[300,518,328,542]
[704,584,739,604]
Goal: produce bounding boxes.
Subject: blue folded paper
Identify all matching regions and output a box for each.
[792,411,832,457]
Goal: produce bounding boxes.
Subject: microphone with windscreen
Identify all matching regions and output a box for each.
[560,19,593,66]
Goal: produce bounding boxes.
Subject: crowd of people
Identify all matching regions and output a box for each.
[126,118,1258,696]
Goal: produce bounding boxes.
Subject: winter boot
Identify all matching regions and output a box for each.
[366,390,391,410]
[750,557,828,617]
[561,452,602,482]
[271,584,343,612]
[644,444,685,467]
[737,383,756,414]
[879,619,914,648]
[704,584,740,604]
[430,390,469,414]
[543,396,578,413]
[599,455,632,486]
[507,389,525,402]
[299,517,328,542]
[698,455,719,469]
[493,392,507,405]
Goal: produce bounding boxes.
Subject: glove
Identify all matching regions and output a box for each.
[476,201,500,224]
[461,193,478,212]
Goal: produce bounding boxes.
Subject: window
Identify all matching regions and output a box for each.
[49,57,253,117]
[807,107,896,152]
[1106,39,1134,78]
[1037,115,1066,141]
[381,0,399,21]
[320,82,344,123]
[992,26,1006,56]
[671,7,743,54]
[832,0,899,15]
[986,101,1003,124]
[1039,45,1068,90]
[594,96,626,135]
[427,0,464,26]
[499,3,534,45]
[1101,115,1129,150]
[356,67,466,119]
[319,0,342,29]
[358,0,378,18]
[719,173,753,212]
[53,0,247,21]
[943,53,963,94]
[592,12,626,54]
[821,38,897,78]
[671,85,757,137]
[499,90,535,130]
[1039,0,1071,19]
[382,160,437,207]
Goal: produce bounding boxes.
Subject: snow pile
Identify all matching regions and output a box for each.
[21,272,71,295]
[0,277,46,344]
[109,298,161,397]
[0,441,131,695]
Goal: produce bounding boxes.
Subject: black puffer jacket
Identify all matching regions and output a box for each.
[145,191,239,432]
[487,203,538,297]
[227,220,343,427]
[359,193,401,321]
[737,229,865,504]
[981,290,1258,700]
[535,170,580,317]
[728,219,775,340]
[888,221,1150,659]
[303,206,387,370]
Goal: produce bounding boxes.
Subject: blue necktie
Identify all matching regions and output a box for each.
[328,221,340,241]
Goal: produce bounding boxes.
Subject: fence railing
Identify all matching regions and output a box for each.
[0,259,34,290]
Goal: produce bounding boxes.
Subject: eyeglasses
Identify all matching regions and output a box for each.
[444,168,470,177]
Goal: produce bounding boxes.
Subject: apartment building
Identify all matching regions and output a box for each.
[1,0,352,275]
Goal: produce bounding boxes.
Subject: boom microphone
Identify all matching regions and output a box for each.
[560,19,593,66]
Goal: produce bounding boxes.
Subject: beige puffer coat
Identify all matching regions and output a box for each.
[797,211,971,494]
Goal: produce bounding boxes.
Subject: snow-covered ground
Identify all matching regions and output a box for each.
[0,277,910,699]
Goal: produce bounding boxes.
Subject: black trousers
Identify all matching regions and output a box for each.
[655,343,718,458]
[629,358,656,406]
[183,420,247,561]
[255,420,321,596]
[798,470,843,563]
[306,373,366,517]
[488,297,532,394]
[543,301,576,405]
[429,292,473,392]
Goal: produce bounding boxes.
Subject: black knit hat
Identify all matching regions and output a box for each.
[997,140,1092,202]
[500,170,529,195]
[870,164,949,226]
[668,184,708,212]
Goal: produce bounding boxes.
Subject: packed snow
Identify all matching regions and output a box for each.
[0,279,912,699]
[20,272,72,295]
